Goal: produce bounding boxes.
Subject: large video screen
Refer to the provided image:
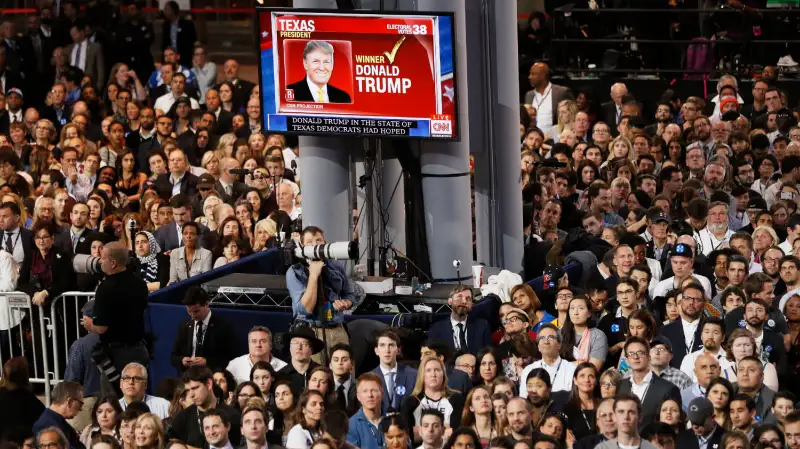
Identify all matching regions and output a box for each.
[256,8,458,140]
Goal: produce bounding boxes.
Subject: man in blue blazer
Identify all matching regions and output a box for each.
[370,329,417,412]
[427,285,491,355]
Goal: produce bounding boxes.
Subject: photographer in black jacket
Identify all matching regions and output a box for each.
[81,241,149,397]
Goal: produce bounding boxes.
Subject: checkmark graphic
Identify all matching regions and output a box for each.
[384,35,406,64]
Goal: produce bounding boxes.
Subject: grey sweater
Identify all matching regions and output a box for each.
[595,438,660,449]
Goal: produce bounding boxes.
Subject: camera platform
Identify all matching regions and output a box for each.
[202,273,292,309]
[358,284,481,314]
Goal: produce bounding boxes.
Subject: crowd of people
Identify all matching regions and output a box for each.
[2,3,800,449]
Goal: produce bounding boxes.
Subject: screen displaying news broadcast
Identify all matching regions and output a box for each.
[256,8,459,140]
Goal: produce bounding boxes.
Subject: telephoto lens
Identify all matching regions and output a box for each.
[73,254,103,275]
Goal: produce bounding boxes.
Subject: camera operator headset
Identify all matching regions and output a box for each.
[285,226,362,365]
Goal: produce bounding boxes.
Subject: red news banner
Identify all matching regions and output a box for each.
[265,13,440,119]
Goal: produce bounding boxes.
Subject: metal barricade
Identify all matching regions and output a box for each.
[48,292,95,385]
[0,292,53,404]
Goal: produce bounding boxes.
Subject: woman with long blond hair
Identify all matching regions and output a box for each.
[461,385,504,445]
[134,413,164,449]
[400,356,465,442]
[544,99,578,141]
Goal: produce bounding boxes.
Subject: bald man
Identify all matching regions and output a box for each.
[680,353,720,409]
[523,62,573,130]
[215,59,256,108]
[602,82,628,133]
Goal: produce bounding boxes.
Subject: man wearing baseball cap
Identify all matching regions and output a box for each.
[0,88,24,135]
[653,242,713,300]
[676,397,724,449]
[644,208,673,266]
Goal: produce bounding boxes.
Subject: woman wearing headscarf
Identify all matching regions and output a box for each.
[134,231,170,292]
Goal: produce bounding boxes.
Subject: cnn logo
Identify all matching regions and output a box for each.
[430,119,452,136]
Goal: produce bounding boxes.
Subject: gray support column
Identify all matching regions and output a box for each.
[381,145,407,255]
[465,0,492,266]
[487,0,524,272]
[293,0,352,243]
[417,0,473,282]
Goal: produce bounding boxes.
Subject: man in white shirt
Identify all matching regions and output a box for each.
[680,317,728,382]
[154,72,199,115]
[519,323,576,395]
[653,243,713,299]
[277,183,302,221]
[118,363,170,419]
[617,338,681,428]
[696,202,734,257]
[203,409,233,449]
[4,88,23,124]
[779,215,800,255]
[227,326,287,384]
[60,148,93,202]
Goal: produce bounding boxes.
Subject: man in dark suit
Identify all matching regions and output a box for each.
[154,148,200,202]
[39,82,72,134]
[55,202,100,291]
[600,83,628,136]
[330,343,359,416]
[0,47,25,97]
[170,287,236,373]
[0,200,32,268]
[285,40,351,103]
[658,282,706,369]
[161,1,197,65]
[203,88,232,134]
[427,285,491,355]
[0,87,24,137]
[154,194,211,252]
[617,337,681,430]
[217,59,255,108]
[215,157,250,206]
[523,62,572,130]
[677,397,725,449]
[66,20,105,88]
[370,329,417,412]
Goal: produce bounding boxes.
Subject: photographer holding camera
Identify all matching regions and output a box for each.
[285,226,361,363]
[81,242,149,397]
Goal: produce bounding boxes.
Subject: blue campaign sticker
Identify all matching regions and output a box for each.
[765,345,772,353]
[767,319,775,329]
[738,319,746,328]
[611,324,620,333]
[395,385,406,396]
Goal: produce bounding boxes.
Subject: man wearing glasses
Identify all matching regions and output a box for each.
[118,362,170,419]
[658,282,707,369]
[617,337,681,430]
[519,323,576,395]
[33,381,85,449]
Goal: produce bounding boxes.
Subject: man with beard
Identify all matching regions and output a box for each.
[741,298,786,371]
[587,181,624,226]
[573,398,617,449]
[644,102,673,138]
[697,202,733,257]
[536,199,566,241]
[659,283,707,369]
[679,353,720,406]
[617,338,681,430]
[506,397,535,440]
[427,284,490,355]
[763,247,785,290]
[701,161,727,199]
[687,116,715,159]
[582,211,605,238]
[741,80,769,121]
[679,317,727,382]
